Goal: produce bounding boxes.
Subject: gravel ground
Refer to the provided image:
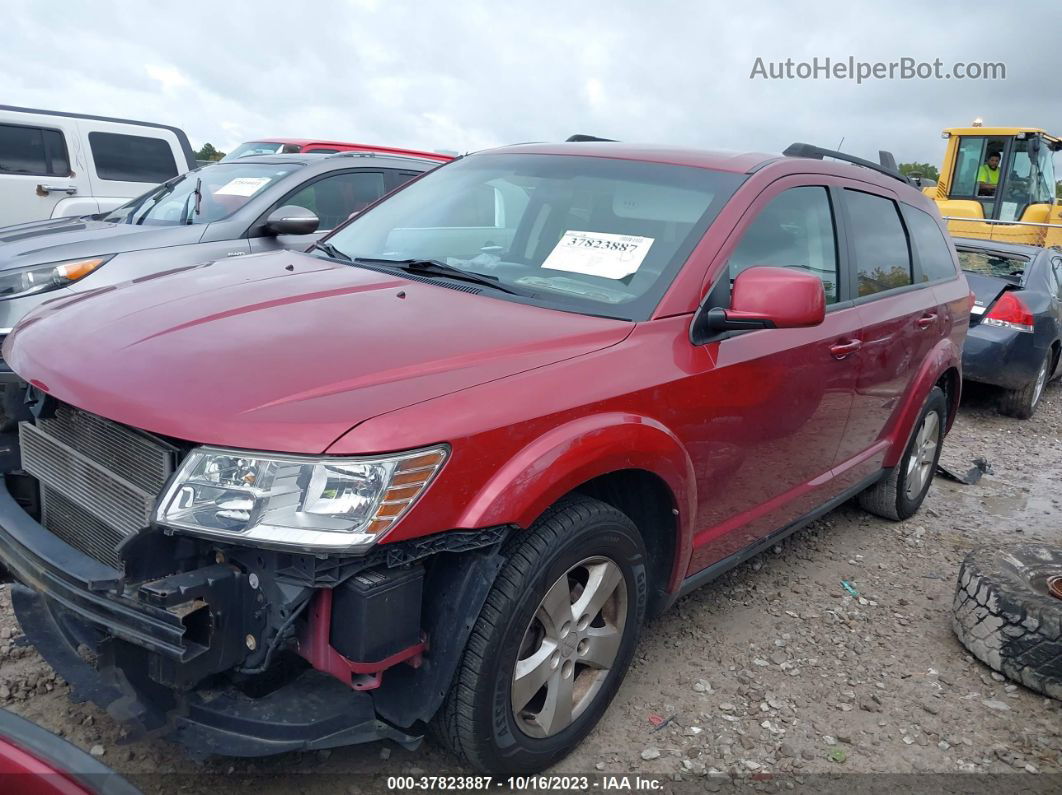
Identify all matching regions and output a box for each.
[0,382,1060,792]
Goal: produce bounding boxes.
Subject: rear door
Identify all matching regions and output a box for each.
[0,115,79,225]
[838,187,942,481]
[78,120,183,211]
[686,178,864,571]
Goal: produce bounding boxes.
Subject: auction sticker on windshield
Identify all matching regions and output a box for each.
[542,231,654,280]
[216,177,272,197]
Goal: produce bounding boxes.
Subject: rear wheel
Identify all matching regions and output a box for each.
[432,496,647,775]
[999,348,1053,419]
[859,386,946,521]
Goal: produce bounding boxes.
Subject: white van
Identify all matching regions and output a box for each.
[0,105,197,226]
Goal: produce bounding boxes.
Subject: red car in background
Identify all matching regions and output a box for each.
[220,138,453,162]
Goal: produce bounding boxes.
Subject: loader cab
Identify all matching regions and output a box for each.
[933,126,1062,246]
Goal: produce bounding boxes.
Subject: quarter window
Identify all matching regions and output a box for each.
[0,124,69,176]
[88,132,178,183]
[904,206,957,282]
[844,190,913,298]
[728,186,839,303]
[283,171,386,230]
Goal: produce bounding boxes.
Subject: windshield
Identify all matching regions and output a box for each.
[221,141,301,162]
[102,163,299,226]
[999,137,1057,222]
[321,153,743,320]
[958,248,1028,280]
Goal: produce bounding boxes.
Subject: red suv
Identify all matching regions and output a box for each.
[0,141,969,775]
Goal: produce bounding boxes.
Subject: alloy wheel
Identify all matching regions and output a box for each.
[511,556,627,738]
[905,409,940,500]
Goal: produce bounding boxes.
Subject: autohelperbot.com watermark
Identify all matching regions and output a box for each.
[750,56,1006,83]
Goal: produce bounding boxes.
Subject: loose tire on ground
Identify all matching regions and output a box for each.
[952,544,1062,700]
[859,386,946,521]
[432,496,647,775]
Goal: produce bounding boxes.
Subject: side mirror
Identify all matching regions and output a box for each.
[691,266,826,344]
[264,205,319,236]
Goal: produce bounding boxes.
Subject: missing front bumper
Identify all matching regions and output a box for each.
[11,585,421,756]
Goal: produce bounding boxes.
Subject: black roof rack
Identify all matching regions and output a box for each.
[566,134,617,142]
[783,142,910,185]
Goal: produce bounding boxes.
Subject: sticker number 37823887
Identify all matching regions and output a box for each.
[541,230,655,280]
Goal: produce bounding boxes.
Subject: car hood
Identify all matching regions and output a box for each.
[0,216,202,270]
[6,251,633,454]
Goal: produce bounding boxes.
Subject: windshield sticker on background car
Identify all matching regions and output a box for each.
[215,177,272,197]
[541,230,654,280]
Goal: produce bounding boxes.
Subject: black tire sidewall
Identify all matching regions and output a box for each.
[477,509,647,774]
[895,386,947,518]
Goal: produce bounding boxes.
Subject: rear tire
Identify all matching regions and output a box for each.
[432,496,647,775]
[999,349,1053,419]
[859,386,946,521]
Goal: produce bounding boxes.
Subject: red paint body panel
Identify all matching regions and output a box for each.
[6,143,969,598]
[4,253,631,454]
[0,739,89,795]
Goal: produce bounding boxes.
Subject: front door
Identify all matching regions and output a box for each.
[686,181,862,572]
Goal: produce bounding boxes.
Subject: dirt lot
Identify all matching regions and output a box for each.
[1,383,1060,791]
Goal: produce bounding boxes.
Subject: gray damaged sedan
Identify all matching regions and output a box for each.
[0,152,437,376]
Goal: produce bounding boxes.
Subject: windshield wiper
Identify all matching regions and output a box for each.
[352,257,522,295]
[132,182,177,225]
[310,240,352,262]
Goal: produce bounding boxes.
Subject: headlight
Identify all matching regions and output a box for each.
[0,256,112,301]
[156,445,448,551]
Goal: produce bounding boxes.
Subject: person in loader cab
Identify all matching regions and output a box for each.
[977,152,1001,195]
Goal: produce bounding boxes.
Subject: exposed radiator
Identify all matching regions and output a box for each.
[20,406,178,568]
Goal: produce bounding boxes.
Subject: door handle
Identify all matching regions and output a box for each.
[916,312,938,329]
[829,339,862,359]
[38,184,77,195]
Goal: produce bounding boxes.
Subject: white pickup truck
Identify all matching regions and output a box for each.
[0,105,197,226]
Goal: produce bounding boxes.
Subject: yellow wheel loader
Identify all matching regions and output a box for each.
[929,125,1062,246]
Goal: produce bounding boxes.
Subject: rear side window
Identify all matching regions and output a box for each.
[0,124,69,176]
[728,186,839,303]
[88,132,178,182]
[283,171,386,230]
[904,206,958,282]
[844,189,913,297]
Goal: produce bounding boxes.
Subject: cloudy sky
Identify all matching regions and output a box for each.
[4,0,1060,166]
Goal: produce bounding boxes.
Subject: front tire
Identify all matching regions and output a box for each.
[432,496,647,775]
[859,386,946,521]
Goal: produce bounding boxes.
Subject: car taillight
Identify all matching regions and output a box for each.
[983,292,1034,333]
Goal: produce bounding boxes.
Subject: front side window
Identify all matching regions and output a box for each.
[844,190,913,297]
[0,124,69,176]
[89,132,178,183]
[322,154,744,320]
[102,163,298,226]
[904,206,958,283]
[283,171,386,230]
[728,186,839,303]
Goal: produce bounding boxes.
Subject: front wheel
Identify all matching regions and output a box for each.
[432,496,647,775]
[859,386,946,521]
